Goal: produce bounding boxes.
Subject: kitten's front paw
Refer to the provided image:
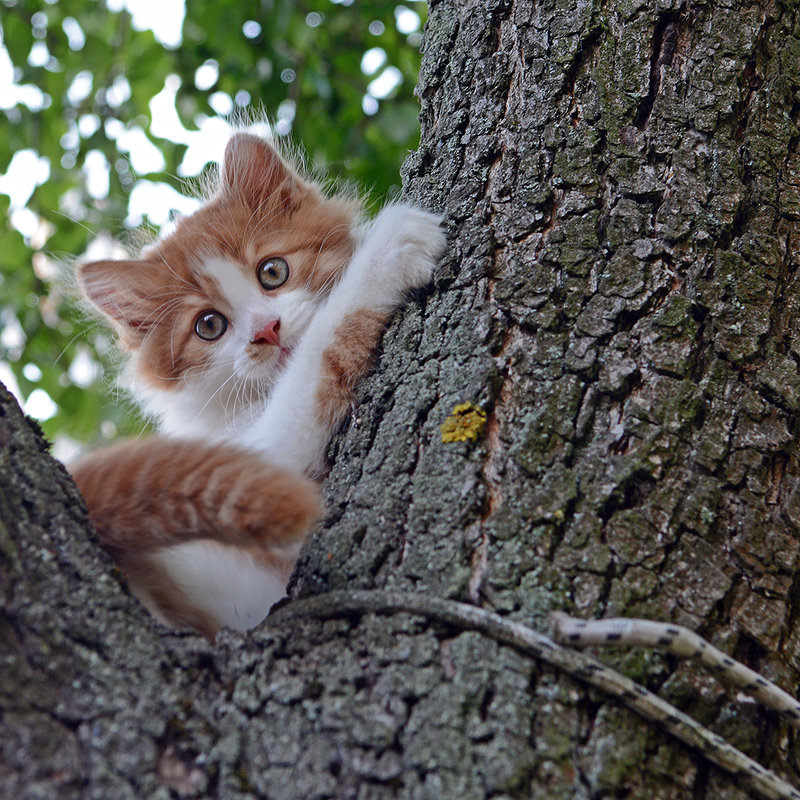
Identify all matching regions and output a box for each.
[358,204,447,295]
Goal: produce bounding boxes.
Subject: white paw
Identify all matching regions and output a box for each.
[347,204,446,302]
[366,203,447,290]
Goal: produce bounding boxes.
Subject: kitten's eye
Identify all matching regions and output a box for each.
[194,310,228,341]
[257,257,289,290]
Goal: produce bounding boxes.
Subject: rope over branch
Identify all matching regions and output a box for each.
[270,590,800,800]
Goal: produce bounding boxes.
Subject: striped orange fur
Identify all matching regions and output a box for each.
[71,438,319,638]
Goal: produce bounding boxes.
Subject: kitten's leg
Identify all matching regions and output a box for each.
[236,205,447,474]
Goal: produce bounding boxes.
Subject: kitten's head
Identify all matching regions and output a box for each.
[79,133,360,427]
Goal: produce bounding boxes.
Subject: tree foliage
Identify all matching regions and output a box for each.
[0,0,425,446]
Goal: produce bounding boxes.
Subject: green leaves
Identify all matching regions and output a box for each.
[0,0,424,447]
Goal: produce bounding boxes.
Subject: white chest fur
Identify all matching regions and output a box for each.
[152,540,287,631]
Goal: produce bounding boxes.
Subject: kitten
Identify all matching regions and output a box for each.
[70,132,446,638]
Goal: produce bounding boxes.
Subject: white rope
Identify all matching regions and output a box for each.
[549,612,800,729]
[270,591,800,800]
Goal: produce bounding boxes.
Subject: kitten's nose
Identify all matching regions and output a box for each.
[252,318,281,346]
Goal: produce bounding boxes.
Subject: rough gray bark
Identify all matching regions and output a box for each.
[3,0,800,798]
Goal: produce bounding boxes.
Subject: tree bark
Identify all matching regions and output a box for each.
[3,0,800,798]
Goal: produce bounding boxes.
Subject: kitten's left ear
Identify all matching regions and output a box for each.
[78,259,167,348]
[221,133,301,212]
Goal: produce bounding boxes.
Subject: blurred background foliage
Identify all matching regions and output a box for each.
[0,0,426,456]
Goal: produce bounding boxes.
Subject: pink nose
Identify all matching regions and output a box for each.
[252,318,281,346]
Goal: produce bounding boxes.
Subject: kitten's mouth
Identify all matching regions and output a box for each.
[246,341,293,368]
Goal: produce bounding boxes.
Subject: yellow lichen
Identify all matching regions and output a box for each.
[441,402,487,443]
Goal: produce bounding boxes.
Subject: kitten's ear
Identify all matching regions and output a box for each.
[221,133,298,210]
[78,259,166,347]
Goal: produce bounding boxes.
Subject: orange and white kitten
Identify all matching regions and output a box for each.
[70,132,445,638]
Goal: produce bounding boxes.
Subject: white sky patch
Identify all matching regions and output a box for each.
[0,149,51,208]
[149,74,185,136]
[115,125,166,173]
[127,178,201,227]
[62,17,87,51]
[209,91,234,116]
[362,95,378,115]
[68,346,101,387]
[52,434,84,464]
[28,41,50,68]
[83,150,110,199]
[104,117,126,140]
[24,387,57,421]
[82,234,131,262]
[180,116,232,175]
[78,114,101,138]
[9,208,41,239]
[1,310,25,357]
[361,47,386,75]
[368,66,403,99]
[22,363,42,381]
[274,99,295,136]
[105,74,132,107]
[100,420,117,439]
[134,73,263,195]
[0,44,48,110]
[0,362,22,403]
[195,59,219,91]
[150,76,231,175]
[106,0,186,48]
[395,7,421,34]
[61,122,79,153]
[66,70,93,105]
[242,20,261,39]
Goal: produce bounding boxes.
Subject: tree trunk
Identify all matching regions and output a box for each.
[3,0,800,798]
